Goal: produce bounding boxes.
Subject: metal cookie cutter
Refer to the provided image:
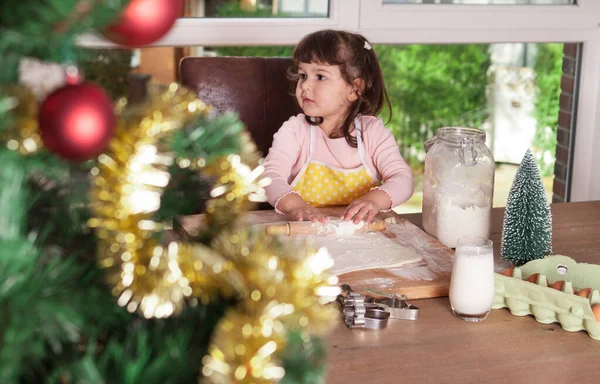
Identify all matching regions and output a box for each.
[363,307,390,330]
[365,289,420,321]
[338,284,390,330]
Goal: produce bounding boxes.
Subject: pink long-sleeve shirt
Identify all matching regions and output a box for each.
[263,114,414,210]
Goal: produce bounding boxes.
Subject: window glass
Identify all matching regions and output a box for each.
[183,0,329,18]
[373,43,561,212]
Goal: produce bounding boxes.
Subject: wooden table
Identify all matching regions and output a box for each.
[325,201,600,384]
[175,201,600,383]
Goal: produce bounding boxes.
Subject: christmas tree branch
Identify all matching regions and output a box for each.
[157,113,246,222]
[53,0,106,34]
[0,91,18,145]
[0,151,75,382]
[0,55,20,85]
[0,0,129,70]
[0,151,28,239]
[168,113,245,163]
[44,302,231,384]
[0,149,113,383]
[280,332,327,384]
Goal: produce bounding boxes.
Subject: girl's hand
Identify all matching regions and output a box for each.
[277,192,328,223]
[342,190,391,224]
[287,205,329,223]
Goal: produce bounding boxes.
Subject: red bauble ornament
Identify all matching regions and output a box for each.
[102,0,184,47]
[39,83,116,162]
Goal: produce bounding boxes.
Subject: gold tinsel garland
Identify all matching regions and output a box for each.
[87,83,254,317]
[202,229,339,383]
[2,83,340,383]
[210,229,340,336]
[1,86,43,155]
[202,306,288,383]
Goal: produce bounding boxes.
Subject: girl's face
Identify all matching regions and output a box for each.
[296,62,358,130]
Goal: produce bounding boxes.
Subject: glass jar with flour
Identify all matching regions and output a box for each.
[422,127,494,248]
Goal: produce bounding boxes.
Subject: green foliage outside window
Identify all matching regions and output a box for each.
[376,44,491,169]
[532,44,563,177]
[213,2,293,58]
[215,45,293,58]
[213,1,562,174]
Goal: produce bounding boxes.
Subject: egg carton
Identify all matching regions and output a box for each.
[493,255,600,340]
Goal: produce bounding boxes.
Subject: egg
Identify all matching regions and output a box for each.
[526,273,540,284]
[501,267,514,277]
[592,304,600,321]
[550,280,565,291]
[576,288,593,298]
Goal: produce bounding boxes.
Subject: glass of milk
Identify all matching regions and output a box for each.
[449,236,495,322]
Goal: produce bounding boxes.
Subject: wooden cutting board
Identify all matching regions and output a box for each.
[336,216,453,299]
[174,208,453,300]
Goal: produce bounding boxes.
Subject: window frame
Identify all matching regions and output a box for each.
[78,0,600,201]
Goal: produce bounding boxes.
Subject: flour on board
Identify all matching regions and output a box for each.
[291,231,423,276]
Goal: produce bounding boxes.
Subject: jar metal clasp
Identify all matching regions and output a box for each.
[459,137,478,166]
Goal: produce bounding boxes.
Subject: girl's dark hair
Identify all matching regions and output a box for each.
[288,29,392,148]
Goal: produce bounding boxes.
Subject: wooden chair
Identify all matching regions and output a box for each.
[179,56,299,157]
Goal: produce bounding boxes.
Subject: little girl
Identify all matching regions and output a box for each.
[263,29,414,224]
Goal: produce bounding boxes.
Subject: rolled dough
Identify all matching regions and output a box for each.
[289,231,424,276]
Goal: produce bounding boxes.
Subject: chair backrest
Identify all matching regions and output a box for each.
[179,56,299,157]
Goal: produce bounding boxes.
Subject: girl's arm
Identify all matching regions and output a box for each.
[369,124,415,208]
[262,119,303,209]
[274,192,328,222]
[262,120,328,222]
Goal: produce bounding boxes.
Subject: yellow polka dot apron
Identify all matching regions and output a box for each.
[291,118,380,207]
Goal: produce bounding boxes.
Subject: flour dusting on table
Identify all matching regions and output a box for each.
[291,231,423,276]
[312,219,365,236]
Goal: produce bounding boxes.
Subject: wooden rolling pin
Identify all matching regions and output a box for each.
[265,219,386,236]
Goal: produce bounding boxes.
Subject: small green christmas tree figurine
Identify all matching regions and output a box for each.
[501,149,552,266]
